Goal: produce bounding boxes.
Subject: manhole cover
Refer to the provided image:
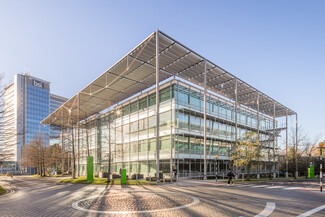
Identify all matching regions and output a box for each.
[72,192,199,214]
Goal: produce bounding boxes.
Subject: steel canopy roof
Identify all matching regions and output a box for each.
[41,30,295,127]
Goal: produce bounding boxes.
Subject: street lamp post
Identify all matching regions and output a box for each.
[318,142,324,192]
[215,155,219,182]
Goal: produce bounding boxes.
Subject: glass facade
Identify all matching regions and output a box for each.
[72,79,278,178]
[3,74,67,171]
[26,84,50,145]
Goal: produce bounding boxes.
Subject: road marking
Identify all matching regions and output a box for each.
[297,204,325,217]
[266,186,286,189]
[254,202,276,217]
[236,184,254,188]
[71,193,200,214]
[250,185,270,188]
[283,187,303,190]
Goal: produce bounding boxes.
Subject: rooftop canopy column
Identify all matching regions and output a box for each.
[61,108,64,174]
[204,59,207,180]
[77,93,80,177]
[257,92,260,178]
[273,101,276,178]
[155,29,160,182]
[286,109,288,178]
[170,80,173,182]
[296,113,298,179]
[234,78,238,161]
[39,123,42,176]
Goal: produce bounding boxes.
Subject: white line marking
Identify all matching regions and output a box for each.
[250,185,270,188]
[71,193,200,214]
[297,204,325,217]
[266,186,286,189]
[236,184,254,188]
[283,187,303,190]
[254,202,276,217]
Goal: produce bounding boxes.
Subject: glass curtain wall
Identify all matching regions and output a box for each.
[75,80,278,178]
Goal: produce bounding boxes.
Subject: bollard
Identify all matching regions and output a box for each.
[242,173,244,181]
[223,172,224,180]
[163,175,165,184]
[149,176,151,184]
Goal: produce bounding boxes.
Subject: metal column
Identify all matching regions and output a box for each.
[170,81,173,182]
[234,78,238,165]
[203,59,207,180]
[257,92,260,178]
[295,114,298,179]
[39,124,42,175]
[108,114,111,182]
[61,109,64,174]
[77,94,80,177]
[286,109,288,178]
[155,30,160,182]
[273,101,276,178]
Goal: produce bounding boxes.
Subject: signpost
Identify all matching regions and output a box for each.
[318,142,324,192]
[308,165,314,179]
[215,155,218,182]
[87,156,93,182]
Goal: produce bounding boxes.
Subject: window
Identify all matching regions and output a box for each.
[139,98,147,110]
[149,94,156,106]
[122,105,130,116]
[130,102,138,113]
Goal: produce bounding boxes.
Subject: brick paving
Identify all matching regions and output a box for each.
[0,176,325,217]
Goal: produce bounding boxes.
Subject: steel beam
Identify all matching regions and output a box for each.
[155,30,160,182]
[77,93,80,177]
[204,59,207,180]
[296,114,298,179]
[257,92,260,178]
[273,101,276,178]
[235,78,238,153]
[286,109,288,178]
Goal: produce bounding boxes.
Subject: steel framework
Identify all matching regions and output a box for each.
[41,30,297,179]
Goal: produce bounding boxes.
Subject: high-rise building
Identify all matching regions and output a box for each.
[3,74,67,170]
[49,94,67,146]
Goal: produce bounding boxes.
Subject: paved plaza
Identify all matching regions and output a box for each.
[0,176,325,217]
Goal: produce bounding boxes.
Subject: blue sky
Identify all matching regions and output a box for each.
[1,1,324,142]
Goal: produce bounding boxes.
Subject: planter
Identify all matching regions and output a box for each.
[112,174,121,179]
[99,172,109,178]
[131,174,144,180]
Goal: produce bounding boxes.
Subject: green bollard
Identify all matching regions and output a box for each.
[87,156,93,182]
[121,169,126,184]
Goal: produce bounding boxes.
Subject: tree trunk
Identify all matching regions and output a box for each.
[71,126,76,179]
[107,117,111,183]
[247,163,251,180]
[86,123,90,157]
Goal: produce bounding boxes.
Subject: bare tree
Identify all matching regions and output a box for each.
[21,136,44,175]
[289,126,307,178]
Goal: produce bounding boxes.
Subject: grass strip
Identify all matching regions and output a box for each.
[0,186,6,195]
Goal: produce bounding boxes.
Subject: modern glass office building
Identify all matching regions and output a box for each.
[49,94,68,146]
[3,74,67,170]
[42,30,297,179]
